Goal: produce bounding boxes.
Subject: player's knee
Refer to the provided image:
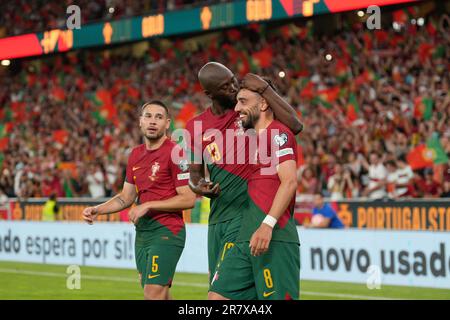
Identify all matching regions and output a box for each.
[144,284,168,300]
[208,291,228,300]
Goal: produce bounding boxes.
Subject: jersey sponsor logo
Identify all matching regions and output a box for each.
[177,173,190,180]
[178,159,189,172]
[274,133,288,147]
[132,166,141,171]
[149,162,160,181]
[263,291,275,298]
[148,274,160,279]
[275,148,294,157]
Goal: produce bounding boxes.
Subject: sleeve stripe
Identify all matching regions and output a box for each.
[177,173,190,180]
[275,148,294,157]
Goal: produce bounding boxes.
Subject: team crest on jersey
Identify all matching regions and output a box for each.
[274,133,288,146]
[149,162,160,181]
[178,159,189,172]
[234,118,245,136]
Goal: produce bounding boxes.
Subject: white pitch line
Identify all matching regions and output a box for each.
[0,268,403,300]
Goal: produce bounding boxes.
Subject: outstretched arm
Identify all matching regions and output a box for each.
[241,73,303,134]
[82,181,137,224]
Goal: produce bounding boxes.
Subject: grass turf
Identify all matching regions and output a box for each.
[0,261,449,300]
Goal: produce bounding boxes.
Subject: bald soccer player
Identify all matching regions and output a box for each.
[185,62,303,290]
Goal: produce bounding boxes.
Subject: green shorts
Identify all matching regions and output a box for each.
[135,243,184,288]
[210,241,300,300]
[207,214,242,284]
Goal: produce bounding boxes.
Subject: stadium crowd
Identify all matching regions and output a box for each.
[0,0,228,38]
[0,8,449,200]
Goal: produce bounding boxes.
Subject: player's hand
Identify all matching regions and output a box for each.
[190,178,221,198]
[241,73,269,95]
[82,206,99,225]
[249,223,273,256]
[128,204,149,225]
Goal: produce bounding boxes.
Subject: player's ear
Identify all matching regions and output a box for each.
[260,98,269,112]
[204,90,212,99]
[166,118,171,130]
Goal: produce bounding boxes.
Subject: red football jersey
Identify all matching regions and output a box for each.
[248,120,297,228]
[125,138,189,235]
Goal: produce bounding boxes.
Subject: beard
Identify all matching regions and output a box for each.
[143,129,165,142]
[216,94,237,110]
[241,107,260,129]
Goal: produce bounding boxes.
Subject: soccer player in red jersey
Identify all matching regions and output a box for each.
[82,101,196,300]
[185,62,302,289]
[209,84,300,300]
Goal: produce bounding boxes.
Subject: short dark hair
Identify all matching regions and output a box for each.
[141,100,169,117]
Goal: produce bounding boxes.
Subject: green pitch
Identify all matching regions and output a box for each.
[0,261,449,300]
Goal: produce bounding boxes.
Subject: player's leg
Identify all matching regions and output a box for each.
[209,242,257,300]
[209,215,242,282]
[253,241,300,300]
[142,244,184,300]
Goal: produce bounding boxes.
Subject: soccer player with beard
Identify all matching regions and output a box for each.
[82,101,196,300]
[185,62,302,290]
[209,86,300,300]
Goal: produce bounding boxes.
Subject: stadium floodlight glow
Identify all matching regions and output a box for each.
[357,11,365,17]
[325,54,333,61]
[1,59,10,66]
[417,17,424,26]
[108,7,115,14]
[278,71,286,78]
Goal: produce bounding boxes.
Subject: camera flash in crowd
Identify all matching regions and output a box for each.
[108,7,115,14]
[278,71,286,78]
[1,60,11,66]
[357,11,364,17]
[325,54,333,61]
[417,17,425,26]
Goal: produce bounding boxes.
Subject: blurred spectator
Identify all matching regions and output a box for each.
[327,163,354,200]
[42,193,62,221]
[86,164,106,198]
[394,155,414,198]
[385,160,398,199]
[297,166,319,194]
[361,152,387,199]
[421,170,441,198]
[304,194,344,229]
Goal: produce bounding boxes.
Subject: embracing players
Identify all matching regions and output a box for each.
[185,62,302,294]
[209,80,300,300]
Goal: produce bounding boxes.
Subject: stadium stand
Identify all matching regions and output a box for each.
[0,5,448,200]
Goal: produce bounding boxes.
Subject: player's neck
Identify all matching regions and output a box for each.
[145,135,167,151]
[210,101,230,116]
[255,115,273,134]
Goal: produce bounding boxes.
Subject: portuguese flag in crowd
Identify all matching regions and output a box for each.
[312,87,340,109]
[346,93,361,124]
[88,89,118,126]
[414,97,433,121]
[407,136,448,170]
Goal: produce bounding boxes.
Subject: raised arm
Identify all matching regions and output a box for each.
[241,73,303,134]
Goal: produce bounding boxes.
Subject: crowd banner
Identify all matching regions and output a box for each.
[1,221,449,289]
